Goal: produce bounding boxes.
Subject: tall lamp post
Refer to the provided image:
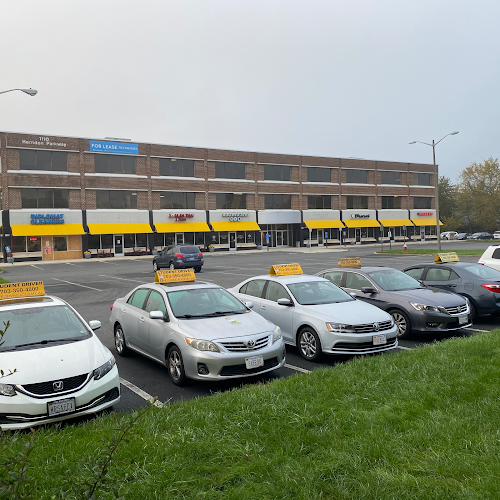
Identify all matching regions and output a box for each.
[409,131,459,252]
[0,88,38,262]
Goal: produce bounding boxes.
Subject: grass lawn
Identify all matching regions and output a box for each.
[376,248,485,256]
[6,332,500,499]
[0,277,9,284]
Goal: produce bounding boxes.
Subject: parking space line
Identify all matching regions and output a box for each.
[52,278,103,291]
[99,274,145,283]
[464,327,490,333]
[119,378,164,408]
[284,363,311,374]
[94,260,119,265]
[396,345,412,350]
[30,264,44,270]
[65,262,83,267]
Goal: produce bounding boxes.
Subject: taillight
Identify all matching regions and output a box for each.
[481,284,500,293]
[175,253,185,258]
[198,253,203,257]
[110,304,113,310]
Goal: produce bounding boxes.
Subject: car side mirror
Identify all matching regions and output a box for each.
[245,301,254,309]
[277,298,292,306]
[349,292,357,298]
[88,320,101,331]
[149,310,164,320]
[361,287,376,294]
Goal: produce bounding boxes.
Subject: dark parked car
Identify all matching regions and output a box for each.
[455,233,472,240]
[153,245,204,272]
[403,262,500,320]
[471,232,493,239]
[316,266,471,338]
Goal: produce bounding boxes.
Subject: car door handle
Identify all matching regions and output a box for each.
[448,284,457,288]
[121,308,126,313]
[261,306,267,310]
[139,317,145,322]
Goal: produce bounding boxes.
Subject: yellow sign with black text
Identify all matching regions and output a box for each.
[269,263,303,276]
[434,252,459,263]
[337,257,362,268]
[0,281,45,300]
[154,269,196,283]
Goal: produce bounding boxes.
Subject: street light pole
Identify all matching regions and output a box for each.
[409,131,459,252]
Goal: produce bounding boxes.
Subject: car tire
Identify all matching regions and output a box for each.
[114,324,130,357]
[389,309,412,339]
[194,266,201,273]
[167,345,186,386]
[153,261,159,272]
[297,327,322,362]
[169,262,175,270]
[469,302,477,322]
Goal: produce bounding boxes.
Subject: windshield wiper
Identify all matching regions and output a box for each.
[5,338,78,350]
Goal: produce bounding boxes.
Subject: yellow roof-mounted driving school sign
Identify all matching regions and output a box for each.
[154,269,196,283]
[269,263,303,276]
[337,257,362,268]
[0,281,45,300]
[434,252,459,263]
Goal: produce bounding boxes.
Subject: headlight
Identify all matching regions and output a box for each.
[0,383,16,397]
[93,355,116,380]
[326,322,356,333]
[185,338,220,352]
[272,325,282,343]
[410,302,446,313]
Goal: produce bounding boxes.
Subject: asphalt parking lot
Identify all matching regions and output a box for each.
[3,240,499,413]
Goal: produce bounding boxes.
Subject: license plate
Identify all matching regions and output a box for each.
[47,398,75,417]
[188,257,196,261]
[373,334,387,346]
[459,315,468,325]
[245,355,264,369]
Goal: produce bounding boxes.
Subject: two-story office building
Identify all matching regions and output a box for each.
[0,131,439,260]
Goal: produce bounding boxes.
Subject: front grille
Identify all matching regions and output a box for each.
[220,335,270,352]
[444,304,468,315]
[333,338,398,351]
[353,320,393,334]
[219,357,279,377]
[20,374,89,397]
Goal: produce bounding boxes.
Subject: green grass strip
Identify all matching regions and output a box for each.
[0,277,9,284]
[376,248,484,255]
[12,331,500,499]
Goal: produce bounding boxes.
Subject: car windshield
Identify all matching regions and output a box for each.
[179,246,200,254]
[287,280,353,305]
[167,287,247,318]
[462,264,500,279]
[0,305,91,352]
[368,269,422,291]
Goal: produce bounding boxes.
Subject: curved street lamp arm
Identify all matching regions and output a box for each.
[409,140,433,147]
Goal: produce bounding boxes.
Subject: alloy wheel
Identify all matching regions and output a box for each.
[115,327,125,354]
[169,350,182,381]
[299,331,317,359]
[392,312,407,337]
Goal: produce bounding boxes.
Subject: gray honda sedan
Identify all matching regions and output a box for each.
[316,267,471,338]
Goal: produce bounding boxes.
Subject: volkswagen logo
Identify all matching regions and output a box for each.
[373,323,380,331]
[246,340,256,348]
[53,381,64,392]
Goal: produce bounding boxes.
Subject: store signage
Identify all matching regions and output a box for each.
[22,136,67,148]
[337,257,362,268]
[30,214,65,225]
[169,213,194,221]
[418,212,434,216]
[89,140,139,155]
[351,213,370,219]
[222,213,249,222]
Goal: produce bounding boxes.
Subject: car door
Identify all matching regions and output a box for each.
[236,279,267,310]
[422,266,462,292]
[343,271,385,309]
[143,290,171,360]
[123,288,150,351]
[259,280,295,342]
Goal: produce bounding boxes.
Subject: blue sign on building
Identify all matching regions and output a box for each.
[89,140,139,155]
[31,214,65,225]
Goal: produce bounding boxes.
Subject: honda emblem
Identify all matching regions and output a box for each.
[53,380,64,391]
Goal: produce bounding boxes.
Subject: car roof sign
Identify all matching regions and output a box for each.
[154,269,196,283]
[434,252,459,263]
[337,257,362,268]
[0,281,45,300]
[269,263,303,276]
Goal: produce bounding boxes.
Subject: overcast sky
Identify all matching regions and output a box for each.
[1,0,499,180]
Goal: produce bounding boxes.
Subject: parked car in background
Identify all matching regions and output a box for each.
[455,233,472,240]
[478,245,500,272]
[493,231,500,239]
[440,231,459,240]
[153,245,204,273]
[403,262,500,320]
[471,232,493,239]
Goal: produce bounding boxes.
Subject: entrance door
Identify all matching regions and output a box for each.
[318,229,324,246]
[355,228,361,244]
[114,235,124,257]
[420,227,425,241]
[229,232,237,251]
[276,231,283,247]
[175,233,184,245]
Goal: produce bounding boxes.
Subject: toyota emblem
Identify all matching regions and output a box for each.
[373,323,380,331]
[246,340,256,348]
[53,380,64,392]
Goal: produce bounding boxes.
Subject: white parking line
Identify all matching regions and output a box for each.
[65,262,83,267]
[94,260,119,265]
[284,363,311,374]
[52,278,103,292]
[464,327,490,333]
[396,345,412,350]
[99,274,145,283]
[120,378,163,407]
[30,264,44,270]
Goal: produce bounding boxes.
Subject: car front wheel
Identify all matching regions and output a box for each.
[114,324,130,356]
[297,327,322,361]
[390,309,412,339]
[167,346,186,385]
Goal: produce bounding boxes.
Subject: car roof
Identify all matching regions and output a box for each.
[241,274,327,285]
[0,295,65,311]
[404,262,480,268]
[317,266,399,274]
[135,281,221,292]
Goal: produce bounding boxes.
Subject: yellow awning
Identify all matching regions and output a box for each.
[410,218,444,226]
[378,218,414,227]
[154,222,210,233]
[343,219,381,228]
[210,221,261,231]
[304,220,345,229]
[11,224,85,236]
[87,223,152,235]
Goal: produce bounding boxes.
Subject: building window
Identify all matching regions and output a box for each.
[214,162,246,179]
[95,190,137,209]
[346,196,369,209]
[381,196,401,209]
[265,194,291,209]
[95,154,136,174]
[216,193,247,209]
[308,195,331,209]
[19,149,68,171]
[21,188,69,209]
[380,171,401,185]
[307,167,331,183]
[413,172,432,186]
[345,169,369,184]
[160,191,196,209]
[159,158,195,177]
[413,197,432,209]
[53,236,67,252]
[264,165,291,181]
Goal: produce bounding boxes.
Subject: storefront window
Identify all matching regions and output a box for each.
[88,235,100,249]
[12,236,26,253]
[27,237,41,252]
[136,234,147,248]
[184,233,194,245]
[246,232,254,243]
[165,233,175,246]
[101,235,113,249]
[209,232,219,244]
[53,236,67,251]
[125,234,135,248]
[220,233,228,245]
[237,232,245,243]
[154,233,164,247]
[195,233,205,246]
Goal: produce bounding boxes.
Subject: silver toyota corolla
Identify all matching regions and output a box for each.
[109,281,285,385]
[227,274,398,361]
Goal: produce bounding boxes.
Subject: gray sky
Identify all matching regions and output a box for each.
[1,0,499,180]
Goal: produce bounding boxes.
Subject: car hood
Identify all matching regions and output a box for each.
[300,300,391,323]
[177,311,274,340]
[386,287,466,306]
[1,337,108,385]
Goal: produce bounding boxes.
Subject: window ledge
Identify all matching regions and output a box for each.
[258,180,300,184]
[8,170,80,176]
[208,178,255,183]
[410,185,434,188]
[85,173,147,178]
[304,181,339,186]
[343,183,373,186]
[377,184,405,187]
[151,175,204,180]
